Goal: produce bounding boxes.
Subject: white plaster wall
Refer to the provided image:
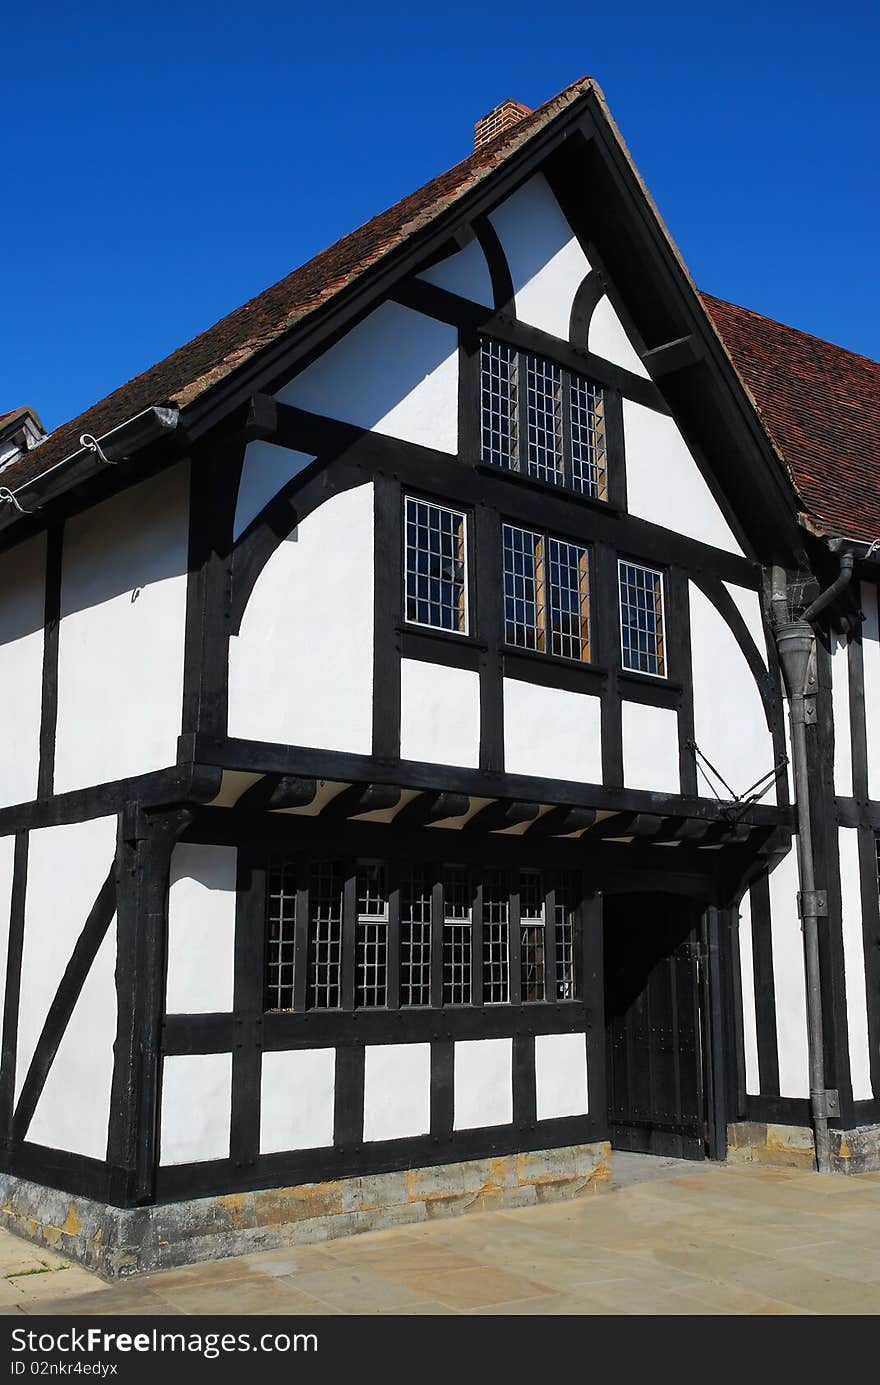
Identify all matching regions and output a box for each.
[623,401,744,556]
[722,582,768,663]
[277,303,458,455]
[0,534,45,809]
[453,1037,512,1130]
[54,464,189,795]
[831,632,853,799]
[17,815,117,1105]
[234,441,316,540]
[503,680,601,784]
[689,583,775,803]
[229,484,374,754]
[588,295,649,378]
[0,835,16,1051]
[861,583,880,801]
[621,702,680,795]
[260,1048,335,1154]
[363,1042,431,1143]
[160,1053,232,1165]
[166,844,237,1015]
[27,923,116,1159]
[768,849,809,1098]
[400,659,480,768]
[535,1032,589,1121]
[488,174,591,341]
[418,237,494,306]
[838,827,874,1101]
[738,890,760,1095]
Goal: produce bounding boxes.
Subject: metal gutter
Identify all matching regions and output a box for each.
[0,406,179,536]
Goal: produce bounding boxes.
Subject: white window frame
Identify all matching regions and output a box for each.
[617,558,667,679]
[403,495,470,637]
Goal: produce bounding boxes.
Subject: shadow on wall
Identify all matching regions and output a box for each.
[276,301,459,452]
[58,462,190,621]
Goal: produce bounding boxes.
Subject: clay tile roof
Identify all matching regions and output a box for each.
[1,78,597,498]
[702,293,880,546]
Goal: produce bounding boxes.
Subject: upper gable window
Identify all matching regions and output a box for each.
[480,337,607,500]
[404,496,468,635]
[618,560,666,677]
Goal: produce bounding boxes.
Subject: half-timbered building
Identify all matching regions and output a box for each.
[1,78,879,1274]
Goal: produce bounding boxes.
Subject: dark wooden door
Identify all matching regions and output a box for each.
[604,894,707,1159]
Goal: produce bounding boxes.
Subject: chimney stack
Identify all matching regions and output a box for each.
[474,99,531,150]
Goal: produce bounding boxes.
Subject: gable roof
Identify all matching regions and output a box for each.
[0,79,598,499]
[702,294,880,546]
[2,78,877,553]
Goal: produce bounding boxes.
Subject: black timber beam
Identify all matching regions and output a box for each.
[465,800,541,833]
[526,806,597,837]
[394,791,470,828]
[640,335,700,378]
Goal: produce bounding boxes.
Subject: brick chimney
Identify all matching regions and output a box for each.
[474,99,531,150]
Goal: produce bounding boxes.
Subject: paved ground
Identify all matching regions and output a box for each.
[3,1157,880,1315]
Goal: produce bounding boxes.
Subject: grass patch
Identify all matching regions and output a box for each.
[4,1261,68,1280]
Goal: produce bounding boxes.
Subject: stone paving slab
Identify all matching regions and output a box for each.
[4,1160,880,1314]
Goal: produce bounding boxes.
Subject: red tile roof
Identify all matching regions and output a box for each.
[702,294,880,545]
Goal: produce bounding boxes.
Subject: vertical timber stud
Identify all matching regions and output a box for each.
[812,635,854,1128]
[107,804,197,1205]
[372,476,401,762]
[703,907,728,1159]
[581,883,606,1141]
[230,850,264,1173]
[180,439,244,748]
[0,832,29,1139]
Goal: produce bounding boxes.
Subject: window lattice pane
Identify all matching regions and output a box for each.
[265,859,297,1011]
[480,339,518,469]
[443,868,472,1005]
[547,537,590,661]
[619,561,666,676]
[400,865,432,1007]
[526,355,563,485]
[483,870,510,1004]
[405,497,467,633]
[552,873,577,1000]
[502,523,544,651]
[571,376,607,498]
[356,863,388,1008]
[308,861,343,1009]
[503,525,589,662]
[520,871,545,1003]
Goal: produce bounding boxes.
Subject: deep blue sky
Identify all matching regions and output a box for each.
[4,2,878,432]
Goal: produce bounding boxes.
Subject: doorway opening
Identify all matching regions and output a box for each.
[604,892,713,1160]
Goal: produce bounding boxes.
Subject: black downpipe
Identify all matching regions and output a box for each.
[771,553,854,1174]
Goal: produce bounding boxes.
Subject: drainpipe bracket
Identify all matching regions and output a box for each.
[797,890,828,919]
[803,694,818,725]
[812,1089,840,1119]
